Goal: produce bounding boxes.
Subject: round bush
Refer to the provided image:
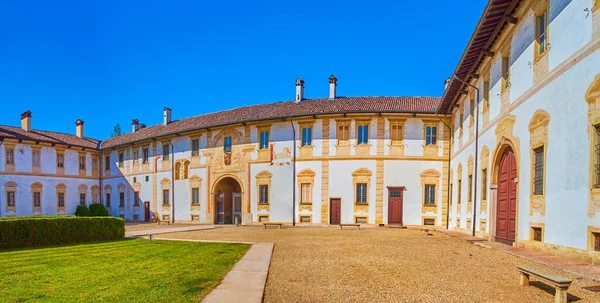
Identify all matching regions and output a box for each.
[89,203,109,216]
[74,205,91,217]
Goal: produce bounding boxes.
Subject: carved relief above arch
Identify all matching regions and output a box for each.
[529,109,550,216]
[211,128,244,149]
[586,74,600,217]
[492,114,521,185]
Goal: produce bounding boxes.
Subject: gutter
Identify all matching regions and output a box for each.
[290,117,297,227]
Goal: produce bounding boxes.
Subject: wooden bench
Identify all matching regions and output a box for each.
[340,224,360,230]
[517,265,572,303]
[263,223,283,229]
[152,215,170,225]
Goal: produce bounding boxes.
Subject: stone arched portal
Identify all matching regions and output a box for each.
[212,176,243,225]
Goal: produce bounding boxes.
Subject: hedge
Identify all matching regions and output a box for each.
[0,216,125,250]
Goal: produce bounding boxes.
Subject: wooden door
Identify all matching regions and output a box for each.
[144,202,150,222]
[330,198,341,225]
[388,188,403,225]
[495,148,517,244]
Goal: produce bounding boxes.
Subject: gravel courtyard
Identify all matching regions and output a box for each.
[155,226,600,303]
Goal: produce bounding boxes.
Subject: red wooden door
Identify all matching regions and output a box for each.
[330,198,341,225]
[388,188,403,225]
[495,148,517,244]
[144,202,150,222]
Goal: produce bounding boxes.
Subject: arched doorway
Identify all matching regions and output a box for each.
[495,147,517,244]
[213,177,242,225]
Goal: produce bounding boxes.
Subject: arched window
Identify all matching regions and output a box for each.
[174,162,181,180]
[183,160,190,180]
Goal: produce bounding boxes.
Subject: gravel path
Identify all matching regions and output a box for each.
[155,226,600,303]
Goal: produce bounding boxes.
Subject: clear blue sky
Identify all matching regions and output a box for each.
[0,1,486,140]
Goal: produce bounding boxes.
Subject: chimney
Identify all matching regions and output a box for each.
[21,110,32,131]
[139,123,146,129]
[295,78,304,102]
[444,78,451,90]
[75,119,84,138]
[163,107,172,125]
[329,75,337,99]
[132,119,139,133]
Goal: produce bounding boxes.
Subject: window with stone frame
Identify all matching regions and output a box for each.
[337,123,350,145]
[57,153,64,168]
[191,187,200,205]
[118,153,124,167]
[133,191,140,207]
[33,192,41,207]
[595,125,600,188]
[79,193,86,206]
[163,189,170,206]
[502,55,511,89]
[79,155,86,170]
[119,192,125,207]
[191,139,200,156]
[105,193,111,208]
[425,126,437,145]
[58,192,65,207]
[259,130,269,149]
[300,183,311,204]
[482,168,488,200]
[5,148,14,165]
[224,136,232,153]
[105,156,110,170]
[533,146,544,195]
[31,182,43,209]
[357,123,369,145]
[162,144,170,160]
[390,123,403,145]
[301,127,312,147]
[424,184,436,205]
[468,175,473,202]
[142,148,149,163]
[259,185,269,204]
[356,183,368,204]
[32,150,41,167]
[92,157,98,171]
[6,191,15,207]
[457,179,462,205]
[133,150,139,164]
[535,6,549,56]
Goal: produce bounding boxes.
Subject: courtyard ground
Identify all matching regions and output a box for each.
[155,226,600,303]
[0,238,249,303]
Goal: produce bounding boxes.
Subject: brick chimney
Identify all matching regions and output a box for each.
[75,119,84,138]
[139,123,146,129]
[329,75,337,99]
[21,110,32,131]
[295,78,305,102]
[132,119,139,133]
[163,107,172,126]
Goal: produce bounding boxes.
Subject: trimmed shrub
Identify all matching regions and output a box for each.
[89,203,109,217]
[74,205,91,217]
[0,216,125,250]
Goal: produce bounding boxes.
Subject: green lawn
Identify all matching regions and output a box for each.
[0,239,250,302]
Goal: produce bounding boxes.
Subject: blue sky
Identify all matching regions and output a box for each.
[0,1,486,139]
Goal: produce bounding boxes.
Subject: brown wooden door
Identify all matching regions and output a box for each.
[144,202,150,222]
[330,198,341,225]
[495,148,517,244]
[388,188,403,225]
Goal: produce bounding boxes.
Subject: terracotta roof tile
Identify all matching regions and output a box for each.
[0,125,100,149]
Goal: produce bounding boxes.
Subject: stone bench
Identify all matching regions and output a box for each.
[517,265,572,303]
[153,216,170,225]
[263,223,283,229]
[340,224,360,230]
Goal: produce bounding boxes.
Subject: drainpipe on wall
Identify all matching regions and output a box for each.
[290,118,297,227]
[170,141,175,224]
[435,114,452,230]
[453,75,480,237]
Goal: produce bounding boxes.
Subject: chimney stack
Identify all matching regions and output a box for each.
[21,110,32,131]
[75,119,84,138]
[444,78,451,90]
[163,107,172,125]
[132,119,139,133]
[139,123,146,129]
[329,75,337,99]
[295,78,304,102]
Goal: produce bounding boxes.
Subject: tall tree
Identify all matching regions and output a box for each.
[111,123,123,137]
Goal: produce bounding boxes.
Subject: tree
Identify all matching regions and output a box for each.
[111,124,123,137]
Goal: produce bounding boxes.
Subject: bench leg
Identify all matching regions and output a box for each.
[519,273,530,287]
[555,287,568,303]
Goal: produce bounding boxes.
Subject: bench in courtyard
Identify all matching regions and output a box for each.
[517,265,572,303]
[340,224,360,230]
[152,215,171,225]
[263,223,283,229]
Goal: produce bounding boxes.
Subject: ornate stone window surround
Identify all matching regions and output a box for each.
[132,182,141,209]
[118,183,127,210]
[256,124,272,162]
[4,181,17,212]
[467,156,474,213]
[480,146,490,214]
[3,143,16,173]
[104,184,112,209]
[91,185,100,204]
[388,118,406,156]
[31,146,42,174]
[256,170,272,211]
[56,147,65,175]
[160,178,171,210]
[423,120,440,157]
[457,163,463,208]
[529,110,550,216]
[352,168,372,212]
[354,119,372,157]
[420,169,441,214]
[297,169,316,212]
[335,119,351,156]
[189,175,202,211]
[78,184,88,207]
[298,121,315,158]
[56,183,66,212]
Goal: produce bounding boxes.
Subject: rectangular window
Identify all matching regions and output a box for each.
[533,147,544,195]
[424,218,436,226]
[356,183,368,204]
[5,148,14,164]
[106,193,111,208]
[7,191,15,206]
[79,156,86,170]
[33,192,41,207]
[259,185,269,204]
[594,232,600,252]
[162,145,170,160]
[118,153,124,167]
[355,217,367,224]
[192,187,200,205]
[424,184,436,205]
[58,193,65,207]
[224,136,232,152]
[337,124,349,145]
[357,124,369,145]
[502,56,510,88]
[301,127,312,147]
[105,156,110,170]
[596,126,600,187]
[468,175,473,202]
[92,157,98,171]
[426,126,437,145]
[259,131,269,149]
[133,191,140,207]
[536,10,548,55]
[79,193,86,206]
[191,139,200,156]
[32,151,41,167]
[483,81,490,104]
[119,192,125,207]
[57,153,64,168]
[163,189,170,206]
[300,183,311,204]
[532,227,542,242]
[482,168,488,200]
[391,124,403,145]
[457,180,462,205]
[301,216,311,223]
[142,148,149,164]
[133,150,139,164]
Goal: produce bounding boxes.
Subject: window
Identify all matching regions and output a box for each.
[192,187,200,205]
[6,191,15,207]
[594,232,600,252]
[301,127,312,147]
[119,192,125,207]
[259,131,269,149]
[105,156,110,170]
[536,9,548,55]
[502,56,510,88]
[191,215,200,221]
[79,156,86,170]
[57,153,64,168]
[356,183,368,204]
[423,218,436,226]
[532,227,542,242]
[300,183,311,204]
[355,217,367,224]
[162,145,170,160]
[133,150,139,164]
[191,139,199,156]
[118,153,124,167]
[483,81,490,104]
[468,175,473,202]
[457,180,462,205]
[33,192,41,207]
[92,157,98,171]
[142,148,149,164]
[79,193,86,206]
[482,168,488,200]
[300,216,311,223]
[32,151,41,167]
[426,126,437,145]
[58,193,65,207]
[5,148,14,164]
[106,193,111,208]
[163,189,170,205]
[390,190,402,198]
[424,184,436,205]
[391,124,403,145]
[533,147,544,195]
[357,124,369,144]
[133,191,140,207]
[259,185,269,204]
[596,125,600,187]
[258,215,269,222]
[133,215,139,221]
[337,124,349,145]
[223,137,232,153]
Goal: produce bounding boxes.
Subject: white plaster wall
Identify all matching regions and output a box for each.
[404,118,424,156]
[250,163,294,223]
[329,160,377,224]
[548,0,592,70]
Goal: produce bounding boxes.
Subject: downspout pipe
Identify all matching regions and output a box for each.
[290,118,297,227]
[453,75,480,237]
[435,113,452,230]
[169,141,175,224]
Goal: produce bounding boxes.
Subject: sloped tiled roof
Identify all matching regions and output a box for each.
[101,96,441,149]
[0,125,100,149]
